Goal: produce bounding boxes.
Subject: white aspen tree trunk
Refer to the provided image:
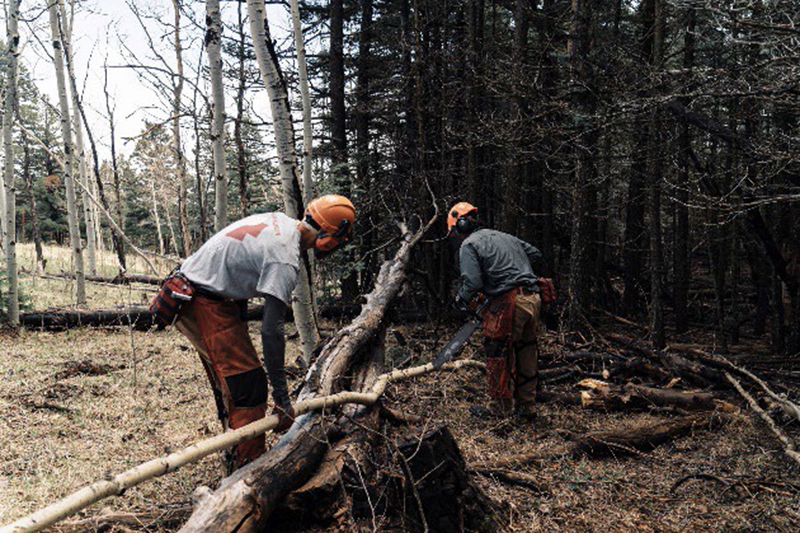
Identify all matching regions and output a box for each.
[288,0,318,285]
[151,178,165,255]
[3,0,21,325]
[172,0,191,257]
[48,0,86,305]
[75,135,97,275]
[289,0,314,200]
[58,0,95,275]
[206,0,228,231]
[165,201,179,257]
[92,175,103,252]
[247,0,319,364]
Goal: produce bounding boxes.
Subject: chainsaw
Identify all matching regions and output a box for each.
[432,298,489,369]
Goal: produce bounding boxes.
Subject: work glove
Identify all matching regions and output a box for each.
[450,295,471,319]
[272,403,295,433]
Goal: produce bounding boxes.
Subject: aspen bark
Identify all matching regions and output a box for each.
[205,0,228,232]
[3,0,21,325]
[48,0,85,305]
[151,178,164,255]
[57,0,96,276]
[234,0,248,217]
[103,63,126,271]
[172,0,191,257]
[247,0,319,363]
[289,0,314,200]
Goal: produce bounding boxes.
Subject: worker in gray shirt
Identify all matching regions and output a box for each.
[155,195,355,473]
[448,202,544,420]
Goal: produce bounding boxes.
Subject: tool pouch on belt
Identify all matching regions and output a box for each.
[150,269,195,329]
[536,277,558,330]
[482,290,517,399]
[537,278,556,306]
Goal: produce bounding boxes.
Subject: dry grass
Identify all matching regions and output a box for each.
[2,245,798,531]
[16,243,173,310]
[0,321,299,530]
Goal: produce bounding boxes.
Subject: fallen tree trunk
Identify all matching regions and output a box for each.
[577,379,734,412]
[179,221,435,532]
[20,307,154,331]
[272,331,387,527]
[20,303,392,331]
[606,333,728,386]
[20,268,163,285]
[569,413,727,457]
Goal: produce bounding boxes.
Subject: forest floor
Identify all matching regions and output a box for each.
[1,244,798,531]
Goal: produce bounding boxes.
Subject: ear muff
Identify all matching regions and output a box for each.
[313,218,352,253]
[455,217,473,235]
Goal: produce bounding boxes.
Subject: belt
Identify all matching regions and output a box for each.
[195,286,228,302]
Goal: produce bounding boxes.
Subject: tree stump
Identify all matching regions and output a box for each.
[393,425,507,532]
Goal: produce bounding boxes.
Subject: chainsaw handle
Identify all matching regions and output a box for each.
[468,298,490,320]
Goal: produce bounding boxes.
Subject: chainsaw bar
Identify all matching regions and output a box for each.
[432,317,482,369]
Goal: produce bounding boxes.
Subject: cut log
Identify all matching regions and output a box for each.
[180,221,435,532]
[536,390,583,406]
[568,413,727,457]
[577,379,733,411]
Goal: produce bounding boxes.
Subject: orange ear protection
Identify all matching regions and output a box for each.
[309,216,352,252]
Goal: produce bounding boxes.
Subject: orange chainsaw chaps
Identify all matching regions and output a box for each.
[482,290,517,400]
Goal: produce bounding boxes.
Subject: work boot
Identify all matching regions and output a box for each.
[515,402,537,422]
[470,399,513,419]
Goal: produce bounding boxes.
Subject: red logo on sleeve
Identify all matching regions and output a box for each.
[226,223,268,241]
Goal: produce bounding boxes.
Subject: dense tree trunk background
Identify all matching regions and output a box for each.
[2,0,797,355]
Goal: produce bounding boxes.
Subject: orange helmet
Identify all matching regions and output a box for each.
[304,194,356,253]
[447,202,478,234]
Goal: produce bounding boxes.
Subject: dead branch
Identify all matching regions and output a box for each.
[724,372,800,467]
[472,468,547,493]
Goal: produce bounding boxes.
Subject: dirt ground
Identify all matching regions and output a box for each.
[1,244,798,531]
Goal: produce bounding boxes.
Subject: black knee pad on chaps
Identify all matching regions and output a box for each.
[225,367,268,408]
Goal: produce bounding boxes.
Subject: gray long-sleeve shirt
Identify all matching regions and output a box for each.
[456,229,543,302]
